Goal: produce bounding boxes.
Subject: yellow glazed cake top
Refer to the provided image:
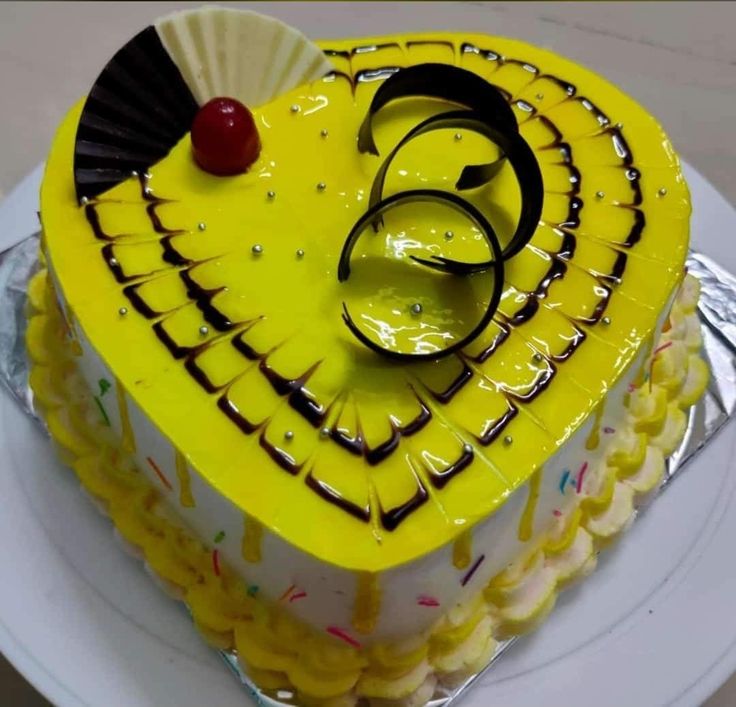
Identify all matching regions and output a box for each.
[40,33,690,570]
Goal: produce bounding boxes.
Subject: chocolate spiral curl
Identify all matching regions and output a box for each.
[340,64,544,360]
[357,63,518,155]
[338,189,504,361]
[366,109,543,270]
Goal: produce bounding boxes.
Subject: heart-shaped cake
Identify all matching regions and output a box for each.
[29,6,709,705]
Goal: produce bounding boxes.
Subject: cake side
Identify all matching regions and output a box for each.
[40,32,691,572]
[27,264,708,704]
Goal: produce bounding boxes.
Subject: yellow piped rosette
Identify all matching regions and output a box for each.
[27,262,707,705]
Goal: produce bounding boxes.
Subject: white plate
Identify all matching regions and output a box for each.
[0,161,735,707]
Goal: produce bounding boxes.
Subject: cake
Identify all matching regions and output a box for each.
[27,7,709,705]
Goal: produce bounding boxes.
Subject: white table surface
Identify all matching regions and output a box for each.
[0,2,734,705]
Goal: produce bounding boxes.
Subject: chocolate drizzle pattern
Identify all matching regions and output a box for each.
[81,38,648,529]
[305,471,371,522]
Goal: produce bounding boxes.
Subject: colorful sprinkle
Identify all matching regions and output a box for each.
[289,591,307,603]
[559,469,570,494]
[247,585,259,597]
[93,396,111,426]
[603,426,616,434]
[214,530,225,544]
[461,554,485,587]
[326,626,362,649]
[417,595,440,607]
[146,456,173,491]
[628,382,637,393]
[654,341,673,357]
[212,549,221,576]
[279,584,296,602]
[576,461,589,494]
[98,378,111,396]
[553,509,563,517]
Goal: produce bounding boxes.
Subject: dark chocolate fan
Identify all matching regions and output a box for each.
[73,25,199,200]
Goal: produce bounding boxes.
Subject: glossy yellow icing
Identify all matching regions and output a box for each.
[27,267,707,704]
[40,33,690,571]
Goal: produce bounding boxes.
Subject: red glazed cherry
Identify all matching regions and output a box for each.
[191,97,261,176]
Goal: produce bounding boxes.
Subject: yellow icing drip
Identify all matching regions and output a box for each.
[39,31,691,572]
[174,450,195,508]
[585,400,605,451]
[115,378,136,454]
[27,267,708,706]
[452,530,472,570]
[518,467,543,542]
[638,331,658,388]
[544,507,583,555]
[352,573,381,636]
[242,515,263,563]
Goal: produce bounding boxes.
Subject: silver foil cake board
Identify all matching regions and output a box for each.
[1,235,735,707]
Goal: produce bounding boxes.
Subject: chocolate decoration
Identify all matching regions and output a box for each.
[379,475,429,530]
[339,64,545,361]
[74,25,199,200]
[338,189,505,361]
[471,322,510,363]
[152,320,190,359]
[400,401,432,436]
[122,283,160,319]
[357,63,517,156]
[478,403,518,445]
[365,429,401,465]
[331,427,364,456]
[406,40,456,51]
[356,67,401,84]
[323,49,350,59]
[289,388,328,427]
[352,42,401,54]
[232,329,263,360]
[305,471,371,522]
[426,445,474,489]
[217,395,261,434]
[259,431,301,475]
[431,362,473,404]
[552,324,587,362]
[356,64,521,203]
[184,356,226,394]
[365,110,541,246]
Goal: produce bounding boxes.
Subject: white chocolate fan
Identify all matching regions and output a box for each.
[155,5,333,108]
